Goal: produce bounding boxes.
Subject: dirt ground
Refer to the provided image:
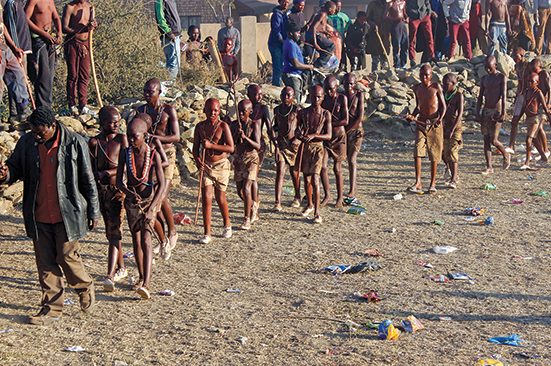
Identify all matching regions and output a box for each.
[0,123,550,366]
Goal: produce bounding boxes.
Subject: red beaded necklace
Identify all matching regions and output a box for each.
[126,145,152,185]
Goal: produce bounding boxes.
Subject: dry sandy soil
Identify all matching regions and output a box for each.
[0,123,550,366]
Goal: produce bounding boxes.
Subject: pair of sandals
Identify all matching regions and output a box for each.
[407,186,437,194]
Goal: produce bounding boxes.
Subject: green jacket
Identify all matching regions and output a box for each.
[5,123,100,241]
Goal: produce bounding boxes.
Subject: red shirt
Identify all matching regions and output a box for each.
[35,130,63,224]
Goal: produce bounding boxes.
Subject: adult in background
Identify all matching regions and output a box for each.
[25,0,62,108]
[509,0,535,52]
[217,17,241,56]
[534,0,551,55]
[3,0,32,123]
[283,22,314,104]
[62,0,97,116]
[406,0,435,66]
[0,106,100,325]
[486,0,511,56]
[366,0,391,71]
[385,0,409,69]
[443,0,472,60]
[269,0,290,86]
[328,0,351,71]
[345,11,368,70]
[0,3,31,124]
[430,0,449,61]
[469,0,487,53]
[288,0,306,40]
[154,0,181,79]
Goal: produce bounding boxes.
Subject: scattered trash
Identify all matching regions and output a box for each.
[159,290,175,296]
[378,320,401,340]
[511,255,533,260]
[487,334,524,347]
[510,198,524,205]
[433,246,458,254]
[364,248,382,257]
[527,174,535,181]
[433,219,445,226]
[401,315,424,333]
[513,352,541,359]
[384,227,397,233]
[225,288,241,293]
[344,197,363,207]
[484,216,495,225]
[173,212,192,225]
[531,189,549,198]
[476,359,503,366]
[344,319,362,331]
[364,321,380,330]
[464,216,477,222]
[416,260,434,269]
[482,183,497,190]
[357,290,382,303]
[324,260,382,275]
[429,274,450,283]
[438,316,452,321]
[464,207,486,216]
[0,329,14,334]
[64,346,86,352]
[448,272,474,281]
[236,336,248,345]
[123,252,134,259]
[206,326,225,333]
[347,206,367,215]
[63,298,76,306]
[393,193,403,201]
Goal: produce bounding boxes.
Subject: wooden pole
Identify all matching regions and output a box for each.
[89,7,103,108]
[194,148,206,225]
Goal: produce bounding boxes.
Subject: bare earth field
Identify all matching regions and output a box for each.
[0,124,550,366]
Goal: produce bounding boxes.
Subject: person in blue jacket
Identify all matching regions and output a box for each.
[268,0,290,86]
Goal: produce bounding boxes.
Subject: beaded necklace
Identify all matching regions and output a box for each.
[445,88,458,103]
[126,145,152,186]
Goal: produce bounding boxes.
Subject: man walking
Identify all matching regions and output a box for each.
[443,0,472,60]
[0,106,100,325]
[406,0,435,66]
[217,17,241,56]
[154,0,181,79]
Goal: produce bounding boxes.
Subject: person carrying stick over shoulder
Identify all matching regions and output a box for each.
[89,106,128,292]
[192,98,235,244]
[272,86,302,211]
[405,64,446,194]
[230,100,261,230]
[296,84,332,224]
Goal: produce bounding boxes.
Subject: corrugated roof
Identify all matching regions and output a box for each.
[236,0,279,15]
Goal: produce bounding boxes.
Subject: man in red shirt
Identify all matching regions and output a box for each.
[0,106,100,325]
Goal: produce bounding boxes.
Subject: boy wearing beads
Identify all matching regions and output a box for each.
[193,98,235,244]
[116,116,165,300]
[89,106,128,292]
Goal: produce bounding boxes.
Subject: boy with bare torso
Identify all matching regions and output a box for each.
[485,0,510,55]
[441,73,464,189]
[406,64,446,194]
[509,47,531,153]
[25,0,62,108]
[62,0,97,115]
[528,58,551,159]
[305,1,337,67]
[297,85,332,223]
[89,107,128,292]
[247,84,273,223]
[230,100,261,230]
[116,117,166,300]
[220,38,238,82]
[476,55,511,174]
[343,72,364,199]
[518,73,551,169]
[136,78,180,257]
[321,74,348,207]
[193,98,235,244]
[272,86,302,210]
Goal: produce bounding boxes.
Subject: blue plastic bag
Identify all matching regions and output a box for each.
[488,334,524,347]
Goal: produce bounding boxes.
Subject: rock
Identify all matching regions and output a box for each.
[370,88,387,99]
[2,181,23,201]
[204,86,228,101]
[387,104,407,115]
[0,198,11,215]
[58,116,85,134]
[377,103,385,111]
[495,52,514,77]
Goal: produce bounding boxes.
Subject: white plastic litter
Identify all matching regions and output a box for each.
[433,246,458,254]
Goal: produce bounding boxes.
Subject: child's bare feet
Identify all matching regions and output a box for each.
[132,278,144,291]
[301,206,314,217]
[290,198,301,208]
[448,181,457,189]
[428,186,437,194]
[407,184,423,193]
[240,218,251,230]
[273,203,282,212]
[335,198,343,208]
[481,168,494,175]
[199,235,212,244]
[103,278,115,292]
[320,196,330,207]
[251,201,260,223]
[313,215,323,224]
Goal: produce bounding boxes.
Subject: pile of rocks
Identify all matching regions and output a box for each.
[0,131,23,214]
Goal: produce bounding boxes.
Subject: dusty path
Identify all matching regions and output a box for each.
[0,125,549,365]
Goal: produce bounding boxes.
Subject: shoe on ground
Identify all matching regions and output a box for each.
[136,287,151,300]
[153,243,161,255]
[161,238,171,261]
[313,215,323,224]
[103,278,115,292]
[273,203,282,212]
[79,286,95,313]
[251,201,260,223]
[290,199,301,208]
[199,235,212,244]
[240,218,251,230]
[113,267,128,282]
[301,206,314,217]
[28,307,61,325]
[505,147,515,154]
[223,226,233,238]
[168,233,178,251]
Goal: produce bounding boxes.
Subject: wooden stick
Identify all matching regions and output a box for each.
[194,148,206,225]
[19,59,35,109]
[89,8,103,108]
[373,28,392,66]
